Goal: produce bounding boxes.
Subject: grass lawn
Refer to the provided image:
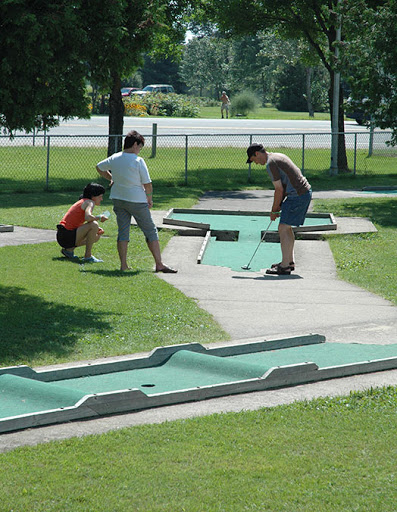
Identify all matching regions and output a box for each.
[1,388,397,511]
[198,105,332,121]
[1,144,396,194]
[1,190,396,510]
[314,197,397,305]
[0,191,229,368]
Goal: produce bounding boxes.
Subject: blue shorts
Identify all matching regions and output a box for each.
[113,199,158,243]
[280,190,312,227]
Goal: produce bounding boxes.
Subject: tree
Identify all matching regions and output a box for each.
[228,35,271,103]
[342,0,397,144]
[0,0,90,134]
[205,0,351,171]
[257,31,329,114]
[179,35,233,98]
[179,38,214,96]
[0,0,190,155]
[141,55,186,94]
[81,0,188,155]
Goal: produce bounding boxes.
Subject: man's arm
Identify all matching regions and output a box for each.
[270,180,284,220]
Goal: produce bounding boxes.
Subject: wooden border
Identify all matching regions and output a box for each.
[163,209,337,232]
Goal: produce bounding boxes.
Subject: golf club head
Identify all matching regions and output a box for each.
[241,265,251,270]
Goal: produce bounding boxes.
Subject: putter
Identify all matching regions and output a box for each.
[241,219,273,270]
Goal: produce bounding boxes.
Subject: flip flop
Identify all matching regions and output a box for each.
[155,266,178,274]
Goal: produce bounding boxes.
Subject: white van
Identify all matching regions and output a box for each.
[133,84,175,96]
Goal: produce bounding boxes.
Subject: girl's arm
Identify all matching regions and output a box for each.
[82,200,99,222]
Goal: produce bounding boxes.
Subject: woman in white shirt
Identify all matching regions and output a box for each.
[96,130,177,273]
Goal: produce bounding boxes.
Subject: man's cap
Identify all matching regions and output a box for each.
[246,143,264,164]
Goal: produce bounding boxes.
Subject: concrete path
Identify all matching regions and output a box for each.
[0,226,55,247]
[158,190,396,345]
[1,189,397,452]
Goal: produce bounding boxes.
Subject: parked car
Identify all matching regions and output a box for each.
[121,87,140,97]
[132,84,175,96]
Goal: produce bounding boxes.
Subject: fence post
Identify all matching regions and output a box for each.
[354,133,357,175]
[151,123,157,158]
[301,133,305,174]
[368,122,374,157]
[185,135,188,185]
[46,135,50,190]
[248,134,253,182]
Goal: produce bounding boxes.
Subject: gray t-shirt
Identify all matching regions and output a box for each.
[266,152,310,197]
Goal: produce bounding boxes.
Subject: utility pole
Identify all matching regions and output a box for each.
[330,0,342,175]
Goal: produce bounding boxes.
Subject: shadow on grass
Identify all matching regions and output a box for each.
[0,285,112,365]
[52,256,84,265]
[341,199,397,228]
[0,190,98,209]
[79,268,142,277]
[316,198,397,228]
[308,172,397,191]
[0,185,207,212]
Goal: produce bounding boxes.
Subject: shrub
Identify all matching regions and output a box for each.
[231,91,259,116]
[91,94,109,115]
[123,101,148,117]
[135,93,200,118]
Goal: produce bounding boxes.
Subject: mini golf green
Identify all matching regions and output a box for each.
[164,210,336,272]
[360,190,397,195]
[2,335,397,433]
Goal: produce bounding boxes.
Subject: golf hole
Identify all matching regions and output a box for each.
[211,229,239,242]
[141,383,156,388]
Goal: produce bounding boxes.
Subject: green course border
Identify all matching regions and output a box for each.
[4,334,397,434]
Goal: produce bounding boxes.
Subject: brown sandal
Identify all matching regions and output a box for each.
[266,264,292,275]
[271,261,295,271]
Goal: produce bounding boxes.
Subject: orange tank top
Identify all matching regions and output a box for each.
[60,198,88,230]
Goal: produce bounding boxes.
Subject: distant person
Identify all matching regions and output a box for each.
[220,91,230,119]
[96,130,177,273]
[246,144,312,275]
[56,183,108,263]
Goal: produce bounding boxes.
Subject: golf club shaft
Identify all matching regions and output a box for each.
[243,219,273,269]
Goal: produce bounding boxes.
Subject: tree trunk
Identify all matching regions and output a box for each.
[305,67,314,117]
[337,84,348,172]
[107,74,124,156]
[328,76,349,173]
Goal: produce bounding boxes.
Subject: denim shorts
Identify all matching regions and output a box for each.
[280,190,312,227]
[113,199,158,243]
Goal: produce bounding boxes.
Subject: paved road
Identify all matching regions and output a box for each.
[42,116,372,136]
[9,116,391,151]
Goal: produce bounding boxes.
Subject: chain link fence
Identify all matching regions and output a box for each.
[0,131,395,193]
